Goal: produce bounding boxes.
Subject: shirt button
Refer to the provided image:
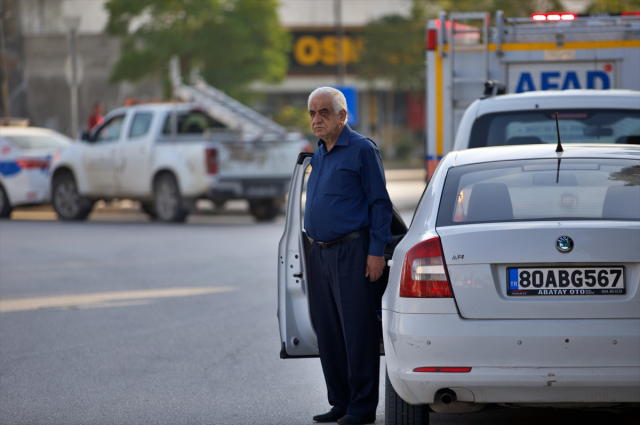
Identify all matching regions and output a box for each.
[314,191,317,194]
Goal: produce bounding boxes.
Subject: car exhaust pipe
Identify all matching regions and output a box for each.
[440,389,456,404]
[430,389,485,414]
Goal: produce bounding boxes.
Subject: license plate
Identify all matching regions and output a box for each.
[507,266,625,296]
[245,184,280,197]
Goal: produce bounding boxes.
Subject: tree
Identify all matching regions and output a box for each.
[586,0,640,14]
[105,0,290,96]
[358,13,425,93]
[413,0,563,18]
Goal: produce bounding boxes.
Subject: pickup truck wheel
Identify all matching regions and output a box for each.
[154,174,187,223]
[385,369,430,425]
[249,198,280,222]
[52,173,94,221]
[0,184,13,218]
[140,202,158,219]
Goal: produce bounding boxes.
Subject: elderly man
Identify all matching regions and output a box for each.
[305,87,393,425]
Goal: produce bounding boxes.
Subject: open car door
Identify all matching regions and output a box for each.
[278,152,408,359]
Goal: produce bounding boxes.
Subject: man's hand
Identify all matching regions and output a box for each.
[365,255,386,282]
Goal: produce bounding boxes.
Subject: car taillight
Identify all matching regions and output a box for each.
[16,158,50,170]
[426,28,437,51]
[205,148,217,175]
[400,237,452,298]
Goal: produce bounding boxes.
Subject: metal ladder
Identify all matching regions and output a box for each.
[170,57,287,141]
[440,12,490,150]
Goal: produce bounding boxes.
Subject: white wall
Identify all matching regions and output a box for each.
[279,0,411,27]
[19,0,108,34]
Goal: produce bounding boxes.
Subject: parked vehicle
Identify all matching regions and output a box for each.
[425,11,640,176]
[452,89,640,150]
[278,144,640,423]
[0,126,72,218]
[50,102,309,222]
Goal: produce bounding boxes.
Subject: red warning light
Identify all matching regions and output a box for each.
[531,12,576,21]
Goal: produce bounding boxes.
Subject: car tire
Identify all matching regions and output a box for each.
[248,198,281,222]
[385,369,430,425]
[153,173,187,223]
[0,184,13,218]
[52,172,94,221]
[212,199,227,210]
[140,201,158,219]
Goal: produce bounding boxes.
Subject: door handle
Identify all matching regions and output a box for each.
[140,145,150,153]
[293,272,303,278]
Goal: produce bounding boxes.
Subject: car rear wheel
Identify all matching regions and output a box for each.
[52,172,94,221]
[154,173,187,223]
[0,184,12,218]
[385,369,430,425]
[248,198,281,222]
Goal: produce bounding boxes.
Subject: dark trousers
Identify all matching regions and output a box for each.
[308,234,380,416]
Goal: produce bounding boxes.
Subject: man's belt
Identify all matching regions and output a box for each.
[314,229,368,249]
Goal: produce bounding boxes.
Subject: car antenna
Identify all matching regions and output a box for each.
[555,112,563,183]
[555,112,563,153]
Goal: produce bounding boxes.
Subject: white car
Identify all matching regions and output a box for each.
[453,89,640,151]
[0,126,72,217]
[278,143,640,423]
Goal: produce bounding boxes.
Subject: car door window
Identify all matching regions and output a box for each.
[162,111,227,135]
[129,113,153,139]
[94,115,125,143]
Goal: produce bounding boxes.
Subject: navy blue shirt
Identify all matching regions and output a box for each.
[304,125,393,257]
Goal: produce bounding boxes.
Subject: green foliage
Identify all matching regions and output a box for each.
[272,105,311,133]
[358,14,426,91]
[104,0,291,96]
[413,0,564,18]
[587,0,640,14]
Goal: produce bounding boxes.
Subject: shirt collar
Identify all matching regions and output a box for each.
[318,125,352,149]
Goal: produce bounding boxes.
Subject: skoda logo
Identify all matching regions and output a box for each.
[556,236,574,253]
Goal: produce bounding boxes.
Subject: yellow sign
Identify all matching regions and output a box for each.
[293,35,363,67]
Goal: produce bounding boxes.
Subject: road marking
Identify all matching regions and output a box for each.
[0,287,237,313]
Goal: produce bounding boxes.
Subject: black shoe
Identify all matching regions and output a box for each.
[337,413,376,425]
[313,409,346,423]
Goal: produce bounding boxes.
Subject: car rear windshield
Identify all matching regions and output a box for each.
[5,133,72,150]
[437,158,640,227]
[469,109,640,148]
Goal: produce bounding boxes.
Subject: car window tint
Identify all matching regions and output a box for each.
[95,115,126,143]
[437,158,640,227]
[469,109,640,148]
[162,111,227,135]
[5,133,72,150]
[129,113,153,139]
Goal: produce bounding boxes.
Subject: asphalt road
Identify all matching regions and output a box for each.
[0,187,637,424]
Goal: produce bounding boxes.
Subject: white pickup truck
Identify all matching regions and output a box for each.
[50,103,309,222]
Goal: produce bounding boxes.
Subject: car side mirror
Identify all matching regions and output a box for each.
[80,131,91,142]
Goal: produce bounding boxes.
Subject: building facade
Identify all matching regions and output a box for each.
[1,0,416,149]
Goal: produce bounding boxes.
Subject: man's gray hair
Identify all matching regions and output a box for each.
[308,87,348,119]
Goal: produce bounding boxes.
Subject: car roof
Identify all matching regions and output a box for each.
[453,144,640,167]
[477,89,640,115]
